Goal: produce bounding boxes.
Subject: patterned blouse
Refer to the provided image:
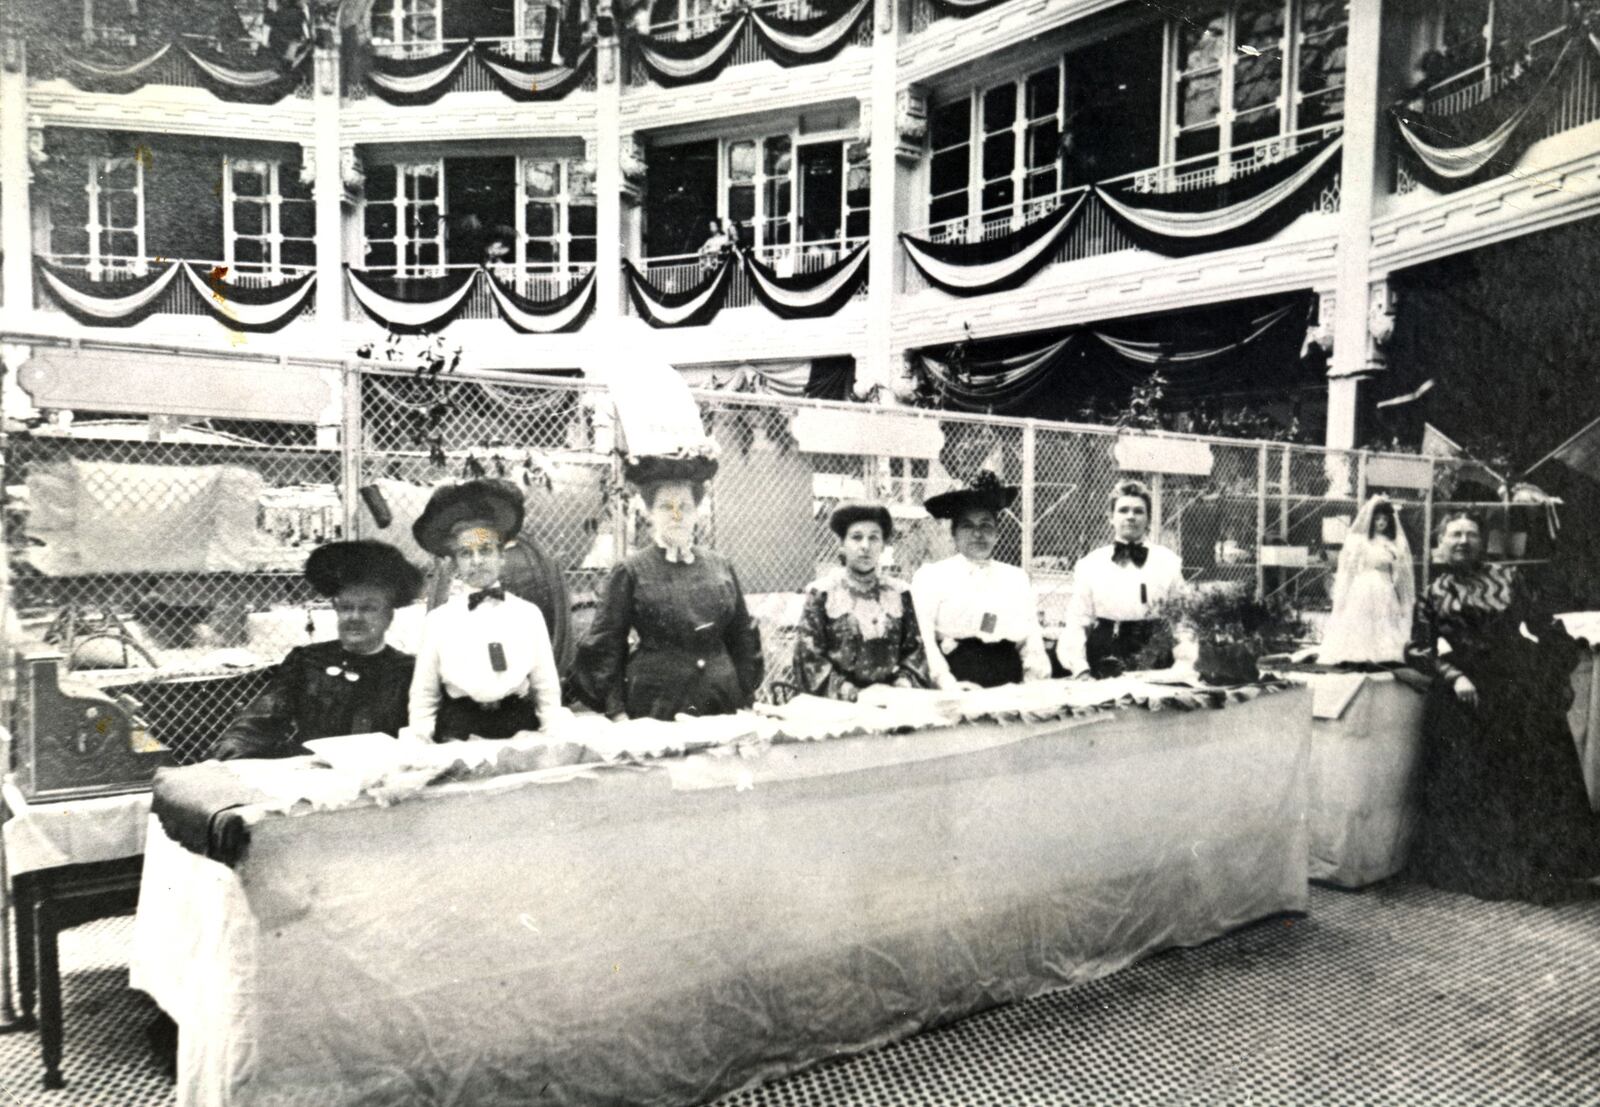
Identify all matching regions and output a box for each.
[795,568,931,701]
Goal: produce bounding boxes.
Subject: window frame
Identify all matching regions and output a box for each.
[717,128,866,260]
[222,157,315,281]
[82,154,146,280]
[361,160,447,277]
[515,156,597,290]
[369,0,445,54]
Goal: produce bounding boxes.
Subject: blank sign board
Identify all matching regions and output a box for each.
[1113,435,1215,476]
[793,409,945,459]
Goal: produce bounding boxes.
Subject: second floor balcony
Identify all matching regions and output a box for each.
[625,0,872,91]
[626,235,869,325]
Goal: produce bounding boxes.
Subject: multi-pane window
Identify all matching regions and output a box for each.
[224,158,315,278]
[723,133,866,254]
[362,162,445,274]
[83,0,138,46]
[48,156,145,278]
[520,158,597,271]
[925,61,1065,234]
[369,0,443,52]
[1429,0,1568,81]
[1167,2,1348,171]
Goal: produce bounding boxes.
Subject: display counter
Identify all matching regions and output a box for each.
[132,685,1311,1107]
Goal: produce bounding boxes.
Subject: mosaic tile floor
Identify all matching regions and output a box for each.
[0,880,1593,1105]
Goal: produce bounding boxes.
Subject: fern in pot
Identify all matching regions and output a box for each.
[1138,585,1310,685]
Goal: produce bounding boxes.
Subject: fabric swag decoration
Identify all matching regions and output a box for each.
[740,244,869,319]
[898,194,1088,296]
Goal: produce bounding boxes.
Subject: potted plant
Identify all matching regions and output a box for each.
[1139,585,1310,685]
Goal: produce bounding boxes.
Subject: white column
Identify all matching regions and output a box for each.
[311,31,345,340]
[863,0,901,398]
[0,35,33,319]
[1324,0,1384,448]
[593,33,625,359]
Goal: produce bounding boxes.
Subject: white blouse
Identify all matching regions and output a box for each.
[910,555,1052,689]
[1056,543,1185,674]
[408,591,562,740]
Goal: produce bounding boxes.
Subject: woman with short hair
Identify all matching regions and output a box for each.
[795,502,930,701]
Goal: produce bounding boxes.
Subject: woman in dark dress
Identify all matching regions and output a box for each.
[1407,512,1600,902]
[575,456,764,720]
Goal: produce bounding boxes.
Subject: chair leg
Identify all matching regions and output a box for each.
[35,902,63,1090]
[14,883,37,1029]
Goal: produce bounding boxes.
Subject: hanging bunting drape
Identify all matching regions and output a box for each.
[623,259,731,328]
[34,259,180,326]
[898,194,1088,296]
[475,45,595,101]
[740,243,869,319]
[484,269,596,334]
[1092,303,1298,367]
[179,264,317,332]
[364,40,474,105]
[346,267,479,332]
[632,16,747,87]
[57,42,306,102]
[1092,135,1343,257]
[922,0,1009,17]
[917,336,1080,411]
[1391,32,1582,193]
[748,0,871,67]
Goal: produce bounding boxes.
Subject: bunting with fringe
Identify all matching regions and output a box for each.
[741,244,869,319]
[475,45,595,102]
[35,259,180,326]
[917,336,1080,412]
[1092,303,1298,367]
[58,43,176,94]
[56,42,307,102]
[898,194,1088,296]
[1391,32,1582,193]
[632,16,747,87]
[748,0,871,67]
[623,259,731,328]
[1092,135,1343,257]
[180,264,317,332]
[364,40,474,105]
[484,269,596,333]
[346,267,479,332]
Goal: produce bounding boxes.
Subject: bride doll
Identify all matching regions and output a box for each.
[1318,496,1416,665]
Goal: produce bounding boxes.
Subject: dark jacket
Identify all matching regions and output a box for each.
[210,640,415,761]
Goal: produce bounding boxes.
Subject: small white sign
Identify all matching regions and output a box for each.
[1112,435,1214,476]
[793,409,945,460]
[1365,456,1433,490]
[605,362,710,458]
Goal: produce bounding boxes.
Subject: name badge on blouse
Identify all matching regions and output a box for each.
[488,642,507,673]
[980,612,998,635]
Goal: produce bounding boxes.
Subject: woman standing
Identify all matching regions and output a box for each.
[1408,512,1600,902]
[1319,496,1415,665]
[911,473,1051,690]
[575,456,764,720]
[795,502,930,701]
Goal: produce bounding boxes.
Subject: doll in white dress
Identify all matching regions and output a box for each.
[1318,496,1415,665]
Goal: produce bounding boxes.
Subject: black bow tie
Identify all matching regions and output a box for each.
[1113,542,1148,568]
[467,585,505,610]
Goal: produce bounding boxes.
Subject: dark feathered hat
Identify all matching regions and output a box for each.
[411,479,526,558]
[622,454,720,489]
[923,470,1018,521]
[304,540,424,607]
[828,501,894,541]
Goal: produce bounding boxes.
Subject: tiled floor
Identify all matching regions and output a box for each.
[0,880,1595,1105]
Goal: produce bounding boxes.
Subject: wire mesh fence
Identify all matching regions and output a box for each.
[1,367,1557,760]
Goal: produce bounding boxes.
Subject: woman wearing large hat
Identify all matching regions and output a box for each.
[574,453,765,720]
[795,502,930,700]
[210,540,424,760]
[911,472,1051,689]
[408,479,563,742]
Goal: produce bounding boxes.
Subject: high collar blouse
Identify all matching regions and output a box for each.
[909,555,1051,688]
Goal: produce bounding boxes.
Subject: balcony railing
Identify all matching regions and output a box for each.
[353,33,598,98]
[35,255,317,318]
[626,0,872,86]
[905,124,1343,294]
[348,262,595,323]
[1395,25,1600,194]
[630,237,868,317]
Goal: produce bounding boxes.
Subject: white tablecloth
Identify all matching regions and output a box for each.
[2,778,150,877]
[132,688,1311,1107]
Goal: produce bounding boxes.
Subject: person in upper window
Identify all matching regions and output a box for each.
[210,540,423,761]
[698,219,733,274]
[407,480,562,742]
[911,472,1051,690]
[1057,479,1185,679]
[574,455,764,721]
[795,502,930,701]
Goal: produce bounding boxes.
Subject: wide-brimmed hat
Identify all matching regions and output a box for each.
[304,540,424,607]
[623,454,720,489]
[923,471,1018,521]
[828,501,894,541]
[411,479,525,558]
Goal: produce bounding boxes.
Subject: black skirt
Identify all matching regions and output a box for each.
[435,693,541,742]
[1085,618,1171,677]
[945,639,1024,688]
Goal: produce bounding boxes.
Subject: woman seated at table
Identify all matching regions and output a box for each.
[911,472,1051,690]
[1407,511,1600,903]
[575,455,764,720]
[408,480,563,742]
[795,502,930,701]
[210,540,423,760]
[1057,479,1186,679]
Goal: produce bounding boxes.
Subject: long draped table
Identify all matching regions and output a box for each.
[132,686,1312,1107]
